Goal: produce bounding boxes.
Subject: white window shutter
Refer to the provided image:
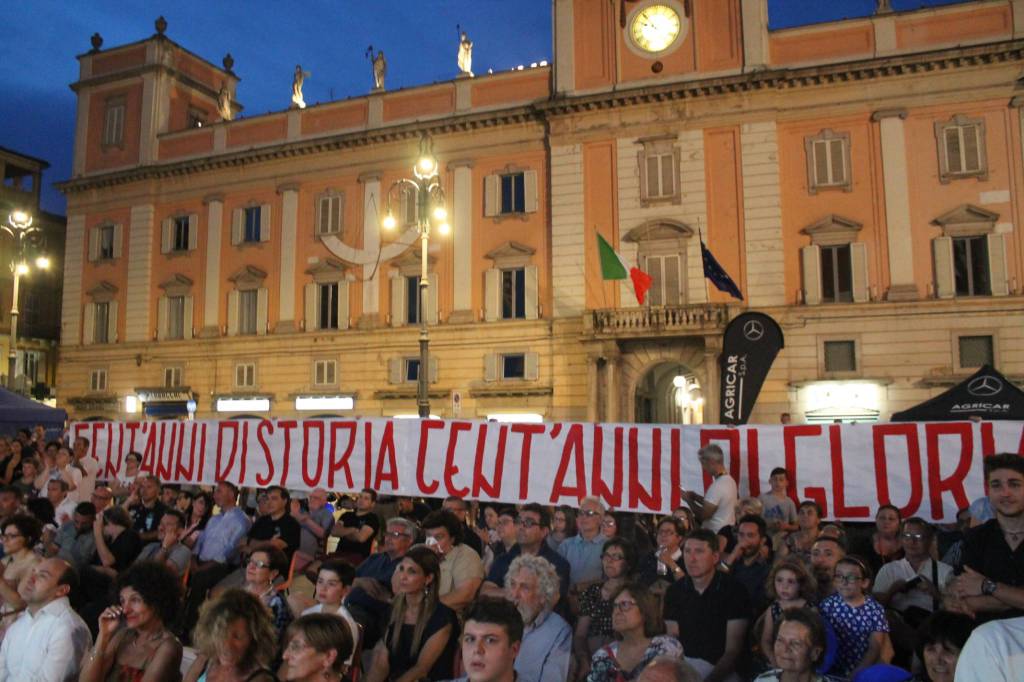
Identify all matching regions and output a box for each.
[388,357,403,384]
[111,224,123,259]
[484,269,501,322]
[483,175,500,217]
[256,287,269,335]
[524,265,539,319]
[337,281,350,330]
[259,204,271,242]
[183,296,194,340]
[638,150,650,200]
[525,352,540,381]
[390,276,406,327]
[88,228,100,262]
[801,245,822,305]
[227,290,240,336]
[523,170,538,213]
[188,214,198,251]
[850,242,869,303]
[157,296,168,340]
[663,255,682,305]
[161,219,172,254]
[107,300,118,343]
[426,273,438,325]
[932,237,955,299]
[231,209,243,245]
[428,357,439,384]
[335,193,345,233]
[484,354,499,382]
[82,303,95,345]
[304,283,318,332]
[987,233,1008,296]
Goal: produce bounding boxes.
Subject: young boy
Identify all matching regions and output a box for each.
[759,467,798,534]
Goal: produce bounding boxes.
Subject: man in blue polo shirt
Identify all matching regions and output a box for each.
[557,495,606,589]
[481,503,570,601]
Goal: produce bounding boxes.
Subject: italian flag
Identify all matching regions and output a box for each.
[597,233,654,305]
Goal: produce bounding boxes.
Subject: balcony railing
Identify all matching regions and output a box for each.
[588,304,730,337]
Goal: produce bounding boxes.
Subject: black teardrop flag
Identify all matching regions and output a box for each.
[718,312,784,425]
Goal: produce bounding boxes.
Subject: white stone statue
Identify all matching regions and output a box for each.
[217,83,233,121]
[373,50,386,90]
[291,64,309,109]
[457,31,473,76]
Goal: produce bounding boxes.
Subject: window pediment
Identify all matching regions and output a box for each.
[623,220,693,244]
[87,281,118,302]
[932,204,999,237]
[392,250,437,277]
[800,214,863,246]
[305,258,348,283]
[486,241,536,268]
[228,265,268,290]
[158,274,194,296]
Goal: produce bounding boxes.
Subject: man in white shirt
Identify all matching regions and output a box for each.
[680,444,737,534]
[0,557,92,681]
[72,436,99,502]
[47,479,77,527]
[954,615,1024,681]
[874,517,954,619]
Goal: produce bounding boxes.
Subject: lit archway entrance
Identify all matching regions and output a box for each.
[633,362,704,424]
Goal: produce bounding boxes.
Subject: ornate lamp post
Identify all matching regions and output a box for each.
[2,210,49,391]
[382,134,449,417]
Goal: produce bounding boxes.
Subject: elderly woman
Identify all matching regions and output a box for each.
[241,548,293,639]
[281,614,355,682]
[422,510,484,616]
[586,582,683,682]
[911,611,974,682]
[506,553,573,682]
[636,517,687,592]
[575,537,637,678]
[183,588,278,682]
[754,607,831,682]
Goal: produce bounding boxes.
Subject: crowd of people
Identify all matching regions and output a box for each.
[0,426,1020,682]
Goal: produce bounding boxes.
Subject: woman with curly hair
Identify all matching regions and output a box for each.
[183,588,277,682]
[281,614,355,682]
[80,560,183,682]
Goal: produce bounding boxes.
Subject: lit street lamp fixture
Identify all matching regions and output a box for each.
[2,210,48,391]
[382,134,449,417]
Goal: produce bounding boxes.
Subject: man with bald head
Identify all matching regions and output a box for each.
[0,557,92,680]
[637,656,703,682]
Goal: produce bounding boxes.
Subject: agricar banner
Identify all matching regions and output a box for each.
[71,419,1024,522]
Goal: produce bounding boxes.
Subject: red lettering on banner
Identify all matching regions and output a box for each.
[171,423,187,481]
[141,424,158,474]
[444,421,473,498]
[550,424,586,502]
[255,420,275,486]
[670,429,682,511]
[216,422,240,481]
[196,424,208,481]
[592,425,622,509]
[472,424,507,499]
[1018,425,1024,454]
[514,423,545,499]
[872,424,923,517]
[828,425,869,518]
[375,421,399,490]
[237,422,251,485]
[125,422,142,458]
[926,423,973,520]
[328,422,358,489]
[747,430,761,497]
[784,426,827,516]
[363,422,373,488]
[278,421,297,487]
[104,424,120,479]
[302,421,326,488]
[629,427,662,510]
[980,422,996,496]
[700,429,741,491]
[417,420,445,495]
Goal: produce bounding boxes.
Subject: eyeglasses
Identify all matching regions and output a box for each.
[247,559,271,569]
[834,573,863,585]
[516,519,542,529]
[901,532,926,541]
[579,509,602,518]
[1,533,22,540]
[602,552,626,561]
[612,599,637,612]
[385,531,411,539]
[601,519,616,527]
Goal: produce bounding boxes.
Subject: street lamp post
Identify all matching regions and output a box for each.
[2,210,48,391]
[382,134,450,417]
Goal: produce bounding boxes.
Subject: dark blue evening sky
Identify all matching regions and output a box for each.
[0,0,968,214]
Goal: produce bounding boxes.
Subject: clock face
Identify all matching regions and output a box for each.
[630,4,683,54]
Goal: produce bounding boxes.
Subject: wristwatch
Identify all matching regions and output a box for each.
[981,578,998,596]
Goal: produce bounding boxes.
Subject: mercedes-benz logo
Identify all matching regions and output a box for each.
[743,320,765,341]
[968,376,1003,397]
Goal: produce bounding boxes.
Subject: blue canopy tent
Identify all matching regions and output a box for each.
[0,386,67,436]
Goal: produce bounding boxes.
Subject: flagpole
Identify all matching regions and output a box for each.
[698,221,711,304]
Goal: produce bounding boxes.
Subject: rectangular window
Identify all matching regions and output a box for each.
[318,283,339,330]
[238,290,258,335]
[820,245,853,303]
[644,254,683,306]
[166,296,186,340]
[824,340,857,373]
[952,236,991,297]
[22,351,40,383]
[314,359,337,386]
[405,275,421,325]
[243,206,262,243]
[405,358,420,383]
[317,195,343,235]
[958,335,994,368]
[502,353,526,380]
[164,367,183,388]
[944,124,982,176]
[401,187,418,227]
[103,100,125,147]
[172,216,190,252]
[89,369,108,392]
[98,225,116,260]
[811,139,847,188]
[501,268,526,319]
[500,173,525,215]
[235,363,256,388]
[94,302,110,344]
[645,152,675,200]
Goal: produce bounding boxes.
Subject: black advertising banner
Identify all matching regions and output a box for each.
[891,365,1024,421]
[718,312,785,425]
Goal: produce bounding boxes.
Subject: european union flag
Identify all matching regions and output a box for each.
[701,239,744,301]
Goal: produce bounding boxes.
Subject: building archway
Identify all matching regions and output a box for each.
[633,362,704,424]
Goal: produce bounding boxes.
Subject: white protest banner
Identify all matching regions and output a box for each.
[71,418,1024,522]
